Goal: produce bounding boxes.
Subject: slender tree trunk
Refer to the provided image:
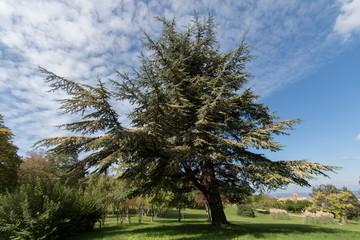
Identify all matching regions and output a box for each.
[206,192,228,226]
[138,207,143,223]
[178,207,182,222]
[205,203,211,222]
[151,206,154,222]
[126,207,131,223]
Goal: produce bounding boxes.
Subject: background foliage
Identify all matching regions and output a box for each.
[0,114,22,193]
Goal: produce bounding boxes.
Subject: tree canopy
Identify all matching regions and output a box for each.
[0,114,22,193]
[18,150,85,187]
[38,14,336,226]
[309,184,360,222]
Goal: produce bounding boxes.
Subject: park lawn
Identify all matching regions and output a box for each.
[65,206,360,240]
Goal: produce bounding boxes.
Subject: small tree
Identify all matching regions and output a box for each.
[281,200,295,212]
[106,178,130,224]
[310,186,360,223]
[18,150,59,185]
[148,188,174,219]
[294,200,312,213]
[310,184,339,197]
[85,173,113,227]
[38,14,336,226]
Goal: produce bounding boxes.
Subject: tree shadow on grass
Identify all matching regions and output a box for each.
[65,221,357,240]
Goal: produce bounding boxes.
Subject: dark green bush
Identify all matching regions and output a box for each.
[280,199,312,213]
[294,200,312,212]
[237,204,255,217]
[0,180,104,240]
[280,200,295,212]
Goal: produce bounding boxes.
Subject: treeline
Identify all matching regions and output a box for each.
[237,185,360,223]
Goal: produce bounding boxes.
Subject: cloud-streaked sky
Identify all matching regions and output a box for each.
[1,0,360,193]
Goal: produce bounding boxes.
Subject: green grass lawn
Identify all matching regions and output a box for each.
[65,207,360,240]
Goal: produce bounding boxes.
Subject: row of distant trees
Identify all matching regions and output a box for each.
[238,185,360,223]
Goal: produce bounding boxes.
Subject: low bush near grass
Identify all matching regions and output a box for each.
[269,208,290,220]
[237,204,255,217]
[0,180,104,240]
[303,210,337,225]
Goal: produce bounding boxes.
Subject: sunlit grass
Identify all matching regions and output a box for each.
[65,206,360,240]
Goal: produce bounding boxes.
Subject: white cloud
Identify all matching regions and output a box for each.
[334,0,360,41]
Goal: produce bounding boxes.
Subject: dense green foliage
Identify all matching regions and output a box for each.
[0,180,104,240]
[252,194,280,211]
[280,199,312,213]
[0,114,22,193]
[237,204,255,217]
[18,150,86,187]
[309,184,360,222]
[37,14,336,226]
[311,184,339,196]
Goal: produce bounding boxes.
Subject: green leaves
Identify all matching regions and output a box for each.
[0,180,103,239]
[0,114,22,193]
[309,185,360,222]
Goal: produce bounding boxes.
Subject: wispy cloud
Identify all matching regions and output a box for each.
[0,0,358,154]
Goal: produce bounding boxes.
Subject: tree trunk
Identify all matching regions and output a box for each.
[205,203,211,222]
[178,207,181,222]
[151,206,154,222]
[207,192,228,226]
[126,207,131,223]
[138,208,142,224]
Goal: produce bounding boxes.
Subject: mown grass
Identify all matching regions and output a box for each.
[65,206,360,240]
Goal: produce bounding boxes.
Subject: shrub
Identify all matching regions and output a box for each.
[303,210,336,225]
[281,200,295,212]
[280,199,312,213]
[252,195,280,210]
[294,200,312,212]
[237,204,255,217]
[269,208,290,220]
[0,180,104,240]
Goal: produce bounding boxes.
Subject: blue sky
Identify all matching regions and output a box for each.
[1,0,360,194]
